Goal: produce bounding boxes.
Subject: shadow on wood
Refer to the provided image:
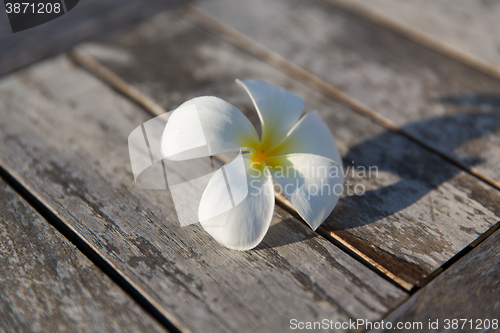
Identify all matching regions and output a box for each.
[333,102,500,230]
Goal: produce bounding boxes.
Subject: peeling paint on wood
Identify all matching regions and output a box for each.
[374,228,500,332]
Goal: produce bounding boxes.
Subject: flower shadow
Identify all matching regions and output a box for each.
[328,94,500,231]
[255,218,319,250]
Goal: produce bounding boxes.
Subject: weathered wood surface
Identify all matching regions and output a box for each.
[0,56,407,333]
[0,0,182,76]
[195,0,500,186]
[76,12,500,289]
[0,178,167,333]
[350,0,500,69]
[374,229,500,333]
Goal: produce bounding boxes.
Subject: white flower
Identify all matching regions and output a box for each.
[161,80,344,250]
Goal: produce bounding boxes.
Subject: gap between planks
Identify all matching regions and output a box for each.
[408,219,500,293]
[374,220,500,326]
[0,152,187,333]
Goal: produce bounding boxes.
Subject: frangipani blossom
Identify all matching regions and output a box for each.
[161,80,344,250]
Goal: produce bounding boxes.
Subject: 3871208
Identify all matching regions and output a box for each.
[5,2,62,14]
[443,318,498,330]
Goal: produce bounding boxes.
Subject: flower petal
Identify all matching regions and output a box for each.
[237,79,304,148]
[267,154,344,230]
[161,97,259,161]
[268,110,343,167]
[199,153,275,250]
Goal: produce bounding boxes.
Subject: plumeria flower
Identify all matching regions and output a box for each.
[161,80,344,250]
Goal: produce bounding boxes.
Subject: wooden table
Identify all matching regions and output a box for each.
[1,0,499,332]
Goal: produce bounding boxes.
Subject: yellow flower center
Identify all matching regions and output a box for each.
[242,135,286,170]
[252,148,268,164]
[249,137,277,163]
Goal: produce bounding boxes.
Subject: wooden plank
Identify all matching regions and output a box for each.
[0,0,182,76]
[0,178,168,333]
[74,11,500,289]
[350,0,500,69]
[374,229,500,333]
[322,0,500,85]
[0,55,407,332]
[195,0,500,188]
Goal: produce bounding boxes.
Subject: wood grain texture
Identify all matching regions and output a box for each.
[374,229,500,333]
[350,0,500,69]
[322,0,500,85]
[0,0,182,76]
[0,179,167,333]
[0,55,407,333]
[76,12,500,288]
[195,0,500,187]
